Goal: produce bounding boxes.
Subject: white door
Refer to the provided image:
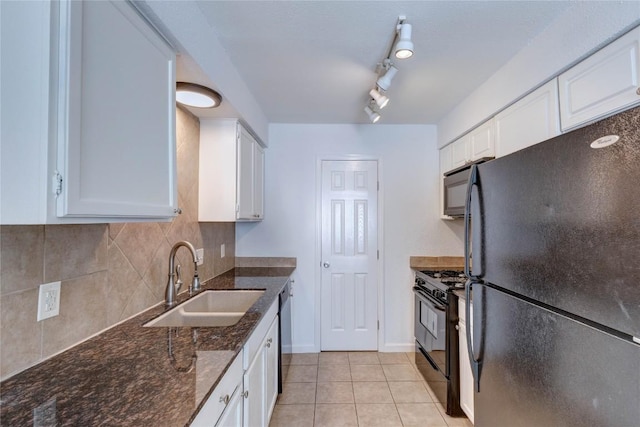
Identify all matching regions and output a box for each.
[321,160,378,351]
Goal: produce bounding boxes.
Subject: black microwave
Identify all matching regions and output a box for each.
[443,158,493,217]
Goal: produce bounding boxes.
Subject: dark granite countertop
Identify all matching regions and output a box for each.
[0,267,294,426]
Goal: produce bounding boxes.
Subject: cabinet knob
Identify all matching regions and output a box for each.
[455,325,460,331]
[323,262,330,268]
[636,87,640,96]
[243,390,249,398]
[219,394,230,405]
[174,208,182,215]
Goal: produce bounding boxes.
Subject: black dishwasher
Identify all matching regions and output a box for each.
[278,280,292,393]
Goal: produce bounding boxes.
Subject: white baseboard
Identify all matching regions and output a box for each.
[378,343,415,353]
[291,344,319,354]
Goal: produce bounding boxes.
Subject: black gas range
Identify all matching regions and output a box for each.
[414,270,467,303]
[413,269,466,417]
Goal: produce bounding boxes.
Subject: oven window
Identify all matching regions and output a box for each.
[419,301,438,339]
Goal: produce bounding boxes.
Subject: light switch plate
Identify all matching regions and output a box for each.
[221,243,225,258]
[196,248,204,266]
[37,281,61,321]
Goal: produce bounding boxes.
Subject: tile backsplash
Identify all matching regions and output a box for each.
[0,106,234,380]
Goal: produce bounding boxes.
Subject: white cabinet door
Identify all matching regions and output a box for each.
[0,0,177,224]
[253,144,265,220]
[449,119,495,170]
[458,299,474,424]
[495,80,561,157]
[468,119,495,159]
[56,0,177,218]
[450,137,469,169]
[243,344,265,427]
[237,126,256,220]
[264,318,279,420]
[559,27,640,131]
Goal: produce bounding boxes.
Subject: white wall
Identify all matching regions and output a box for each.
[438,3,640,147]
[236,124,464,352]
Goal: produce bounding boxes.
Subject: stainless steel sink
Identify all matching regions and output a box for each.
[144,290,264,328]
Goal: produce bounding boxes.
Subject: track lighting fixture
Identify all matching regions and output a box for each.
[395,22,414,59]
[369,88,389,109]
[176,82,222,108]
[362,15,414,123]
[364,106,381,123]
[376,66,398,92]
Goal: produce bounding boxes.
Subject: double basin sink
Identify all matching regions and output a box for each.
[144,290,264,328]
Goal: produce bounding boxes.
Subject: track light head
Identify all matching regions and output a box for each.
[395,22,414,59]
[369,88,389,109]
[376,66,398,91]
[364,106,381,123]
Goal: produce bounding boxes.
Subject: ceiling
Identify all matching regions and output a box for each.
[171,1,584,124]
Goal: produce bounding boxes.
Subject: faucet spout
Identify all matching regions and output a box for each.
[165,241,200,308]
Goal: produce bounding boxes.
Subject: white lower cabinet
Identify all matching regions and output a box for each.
[458,298,474,424]
[217,383,244,427]
[191,300,278,426]
[192,353,244,427]
[243,315,278,427]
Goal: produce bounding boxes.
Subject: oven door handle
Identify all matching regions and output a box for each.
[465,279,483,392]
[413,287,446,311]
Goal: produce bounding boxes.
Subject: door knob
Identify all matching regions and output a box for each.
[323,262,330,268]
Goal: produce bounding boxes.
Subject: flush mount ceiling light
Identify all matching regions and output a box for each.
[395,22,414,59]
[176,82,222,108]
[369,88,389,109]
[364,105,381,123]
[362,16,414,123]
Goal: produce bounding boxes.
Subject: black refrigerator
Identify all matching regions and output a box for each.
[464,105,640,427]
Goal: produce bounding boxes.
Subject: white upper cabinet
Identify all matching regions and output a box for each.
[495,80,561,157]
[559,27,640,131]
[1,0,177,224]
[439,144,454,219]
[449,119,496,170]
[199,120,265,222]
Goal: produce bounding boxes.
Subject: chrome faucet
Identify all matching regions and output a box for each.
[165,241,201,308]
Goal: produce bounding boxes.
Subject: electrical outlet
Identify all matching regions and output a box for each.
[196,248,204,266]
[221,243,225,258]
[37,281,61,321]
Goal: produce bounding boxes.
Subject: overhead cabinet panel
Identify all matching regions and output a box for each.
[0,0,177,224]
[57,0,177,218]
[495,80,561,157]
[559,27,640,131]
[199,120,265,222]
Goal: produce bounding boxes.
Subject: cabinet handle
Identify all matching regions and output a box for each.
[219,394,230,405]
[243,390,249,398]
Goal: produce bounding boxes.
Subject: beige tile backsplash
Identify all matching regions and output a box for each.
[0,106,236,380]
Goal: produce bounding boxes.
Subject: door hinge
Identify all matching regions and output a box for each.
[53,171,63,196]
[377,320,380,330]
[236,204,240,213]
[377,181,380,191]
[377,250,379,260]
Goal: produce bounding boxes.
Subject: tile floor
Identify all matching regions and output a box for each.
[269,352,473,427]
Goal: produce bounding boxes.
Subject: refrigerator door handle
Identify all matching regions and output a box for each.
[464,163,480,280]
[465,279,482,392]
